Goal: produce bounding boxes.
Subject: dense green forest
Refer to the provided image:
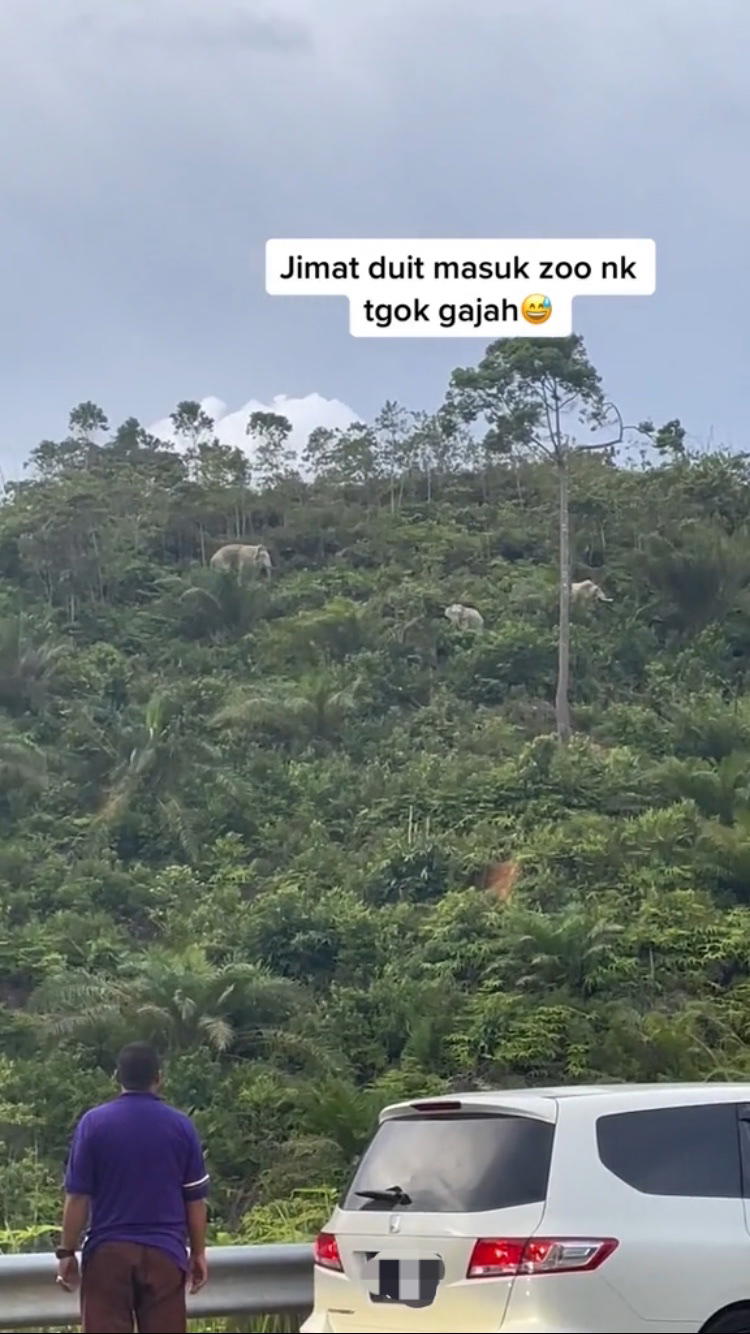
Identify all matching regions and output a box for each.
[3,336,750,1261]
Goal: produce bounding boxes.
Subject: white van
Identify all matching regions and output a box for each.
[301,1083,750,1333]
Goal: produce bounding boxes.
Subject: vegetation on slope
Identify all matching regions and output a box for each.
[2,340,750,1260]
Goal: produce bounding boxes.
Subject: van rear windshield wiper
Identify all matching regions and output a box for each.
[355,1185,412,1205]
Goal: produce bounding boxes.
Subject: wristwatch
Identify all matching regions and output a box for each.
[55,1248,75,1259]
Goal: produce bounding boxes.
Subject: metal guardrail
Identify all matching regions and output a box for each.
[0,1242,313,1329]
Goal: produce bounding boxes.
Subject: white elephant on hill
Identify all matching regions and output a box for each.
[210,544,272,578]
[571,579,611,604]
[444,603,484,632]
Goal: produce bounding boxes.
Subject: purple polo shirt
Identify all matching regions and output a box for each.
[64,1092,209,1271]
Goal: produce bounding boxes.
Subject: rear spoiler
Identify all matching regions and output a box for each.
[380,1095,558,1124]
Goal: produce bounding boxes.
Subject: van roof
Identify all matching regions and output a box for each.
[381,1083,750,1123]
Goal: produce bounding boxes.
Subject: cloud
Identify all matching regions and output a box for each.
[147,391,360,466]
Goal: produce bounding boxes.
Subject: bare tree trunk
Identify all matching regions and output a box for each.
[91,530,104,600]
[555,449,572,743]
[514,461,524,504]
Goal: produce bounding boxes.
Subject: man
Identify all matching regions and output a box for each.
[56,1041,209,1334]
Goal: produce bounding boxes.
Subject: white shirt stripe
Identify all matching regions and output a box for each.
[183,1173,210,1188]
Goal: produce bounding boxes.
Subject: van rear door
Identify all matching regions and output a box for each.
[323,1100,556,1332]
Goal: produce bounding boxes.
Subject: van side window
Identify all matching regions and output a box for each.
[596,1103,741,1198]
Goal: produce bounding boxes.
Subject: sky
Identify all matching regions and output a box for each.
[0,0,748,474]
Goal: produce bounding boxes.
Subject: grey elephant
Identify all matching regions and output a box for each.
[209,543,273,578]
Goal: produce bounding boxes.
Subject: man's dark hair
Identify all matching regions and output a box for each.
[116,1042,161,1091]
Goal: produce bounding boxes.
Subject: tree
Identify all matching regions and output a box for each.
[69,401,108,446]
[108,417,165,458]
[303,423,379,487]
[95,690,231,861]
[212,669,363,750]
[246,411,295,487]
[184,440,252,541]
[639,417,687,460]
[188,440,249,491]
[25,438,75,479]
[169,401,215,449]
[302,427,336,477]
[0,717,47,797]
[372,400,419,511]
[0,617,63,714]
[446,336,625,742]
[409,410,468,501]
[26,402,109,478]
[30,947,314,1061]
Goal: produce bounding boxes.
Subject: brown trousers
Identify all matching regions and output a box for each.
[81,1241,187,1334]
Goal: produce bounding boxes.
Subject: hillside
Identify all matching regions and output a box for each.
[3,348,750,1248]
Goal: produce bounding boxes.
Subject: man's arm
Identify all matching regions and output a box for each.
[61,1193,90,1251]
[57,1116,95,1291]
[186,1198,208,1289]
[183,1121,210,1293]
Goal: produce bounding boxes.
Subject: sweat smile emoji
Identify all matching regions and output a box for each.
[522,293,552,325]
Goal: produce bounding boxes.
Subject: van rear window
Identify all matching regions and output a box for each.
[342,1112,554,1213]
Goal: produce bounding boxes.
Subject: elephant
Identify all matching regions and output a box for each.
[209,543,272,578]
[571,579,612,604]
[444,603,484,631]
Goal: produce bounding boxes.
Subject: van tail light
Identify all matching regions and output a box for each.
[467,1237,618,1278]
[314,1231,343,1272]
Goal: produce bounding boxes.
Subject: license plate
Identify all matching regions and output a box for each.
[362,1252,444,1308]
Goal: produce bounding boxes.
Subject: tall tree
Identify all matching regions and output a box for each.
[95,690,229,861]
[303,423,379,487]
[246,411,295,487]
[372,401,418,511]
[26,402,109,478]
[169,401,215,450]
[108,417,165,458]
[69,401,109,446]
[446,336,624,742]
[408,410,468,502]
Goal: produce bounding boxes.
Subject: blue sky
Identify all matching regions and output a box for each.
[0,0,747,472]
